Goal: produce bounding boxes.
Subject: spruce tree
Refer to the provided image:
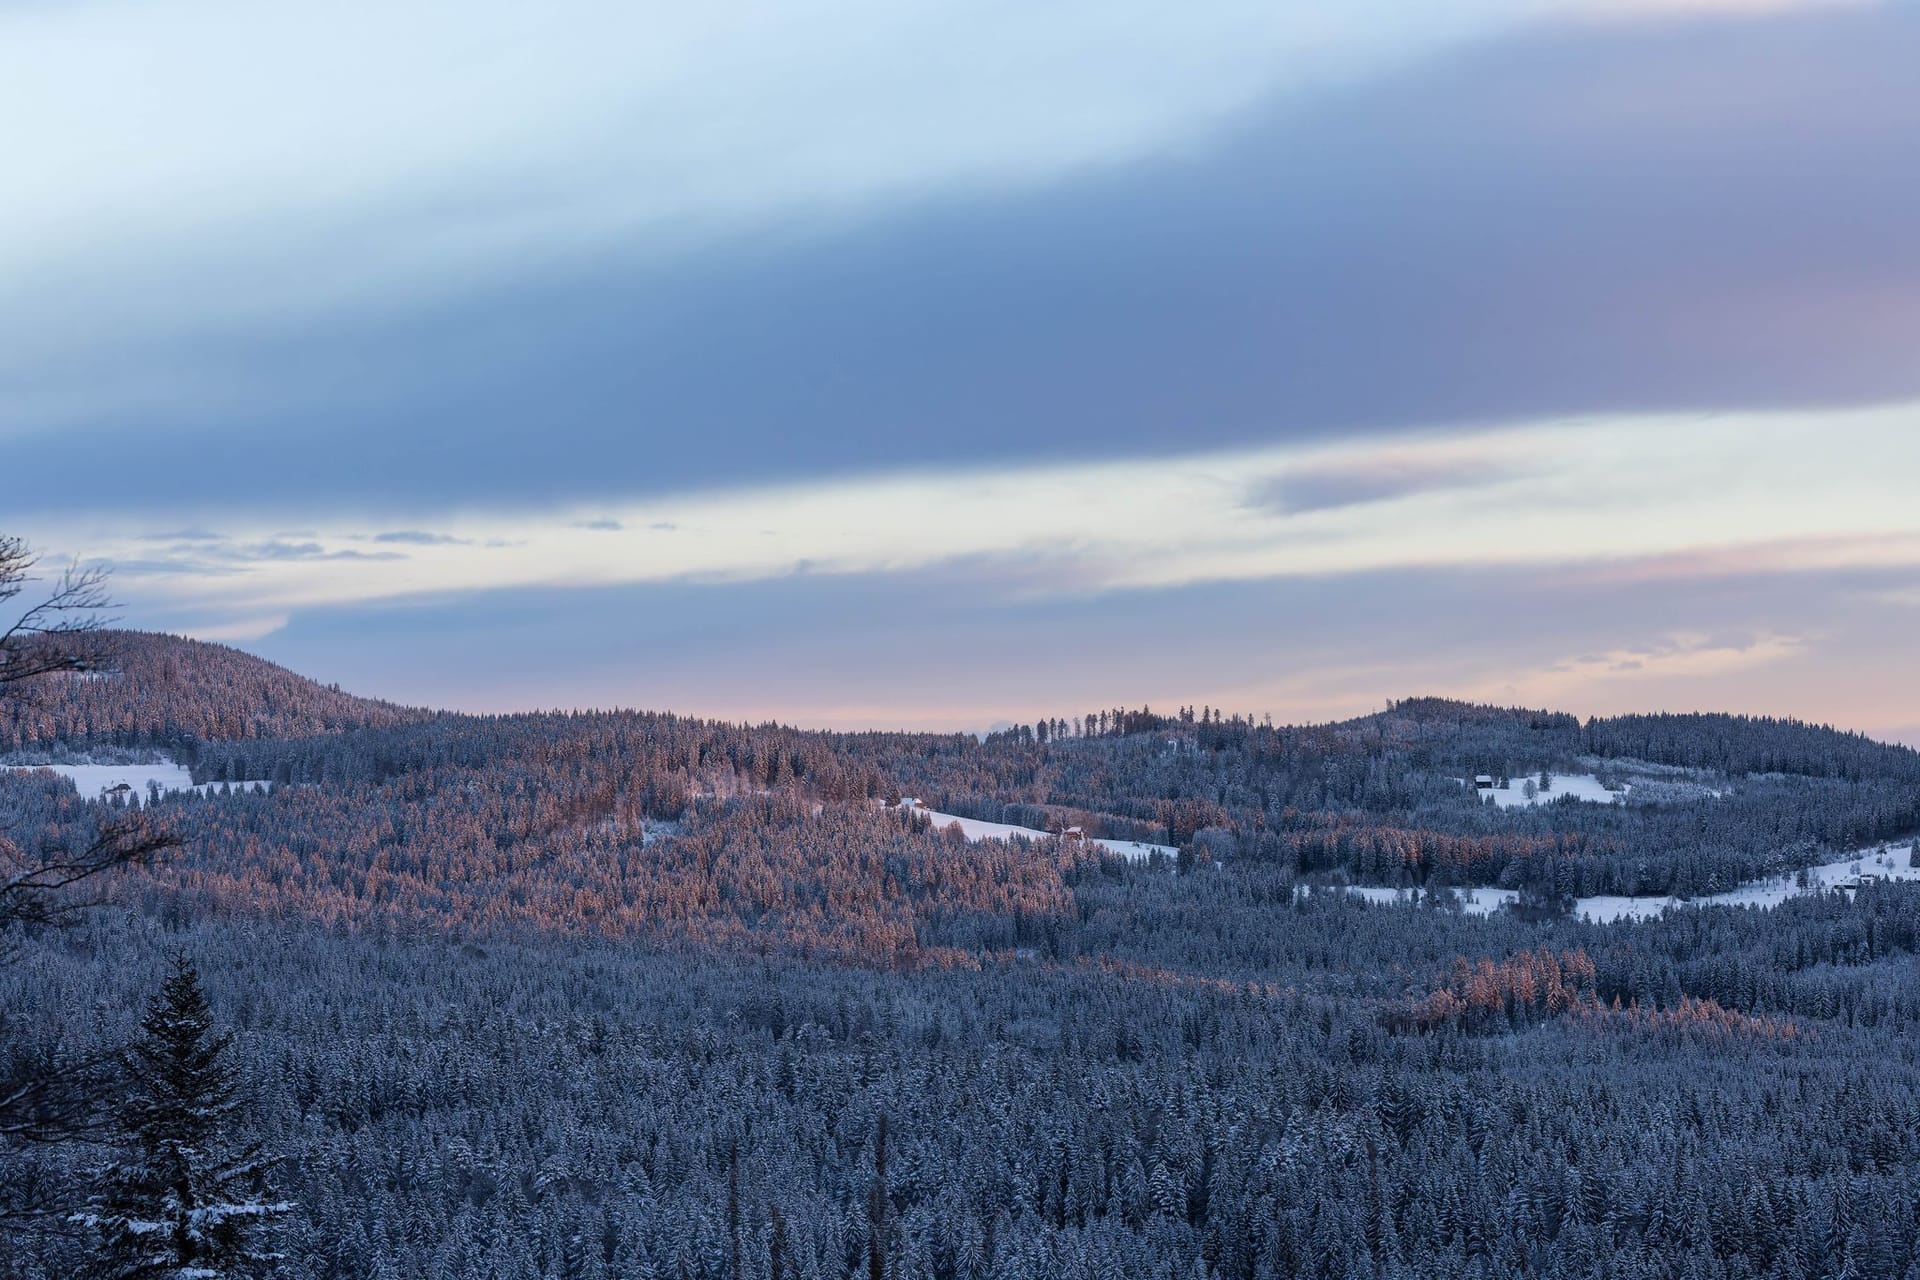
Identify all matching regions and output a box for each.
[77,955,288,1279]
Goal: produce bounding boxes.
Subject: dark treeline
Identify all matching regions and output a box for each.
[1586,711,1920,782]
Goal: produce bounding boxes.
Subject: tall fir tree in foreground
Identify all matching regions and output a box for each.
[77,956,288,1279]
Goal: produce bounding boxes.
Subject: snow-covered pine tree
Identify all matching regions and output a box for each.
[76,955,289,1279]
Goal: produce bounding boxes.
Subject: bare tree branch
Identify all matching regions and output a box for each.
[0,1035,121,1149]
[0,536,116,690]
[0,816,181,951]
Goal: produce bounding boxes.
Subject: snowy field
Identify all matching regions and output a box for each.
[1466,773,1626,809]
[1574,842,1920,922]
[900,800,1177,864]
[1346,885,1517,916]
[1,757,274,804]
[1345,841,1920,923]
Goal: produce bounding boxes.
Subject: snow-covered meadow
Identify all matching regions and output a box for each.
[1463,762,1733,811]
[1344,841,1920,922]
[1345,884,1519,916]
[1572,842,1920,922]
[1465,772,1626,809]
[899,800,1177,864]
[0,755,275,804]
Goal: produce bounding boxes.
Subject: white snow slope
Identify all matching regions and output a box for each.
[2,756,273,804]
[1469,773,1626,809]
[1345,885,1519,916]
[1345,841,1920,922]
[900,800,1176,864]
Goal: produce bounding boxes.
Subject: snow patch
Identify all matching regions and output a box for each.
[1579,842,1920,921]
[1463,773,1626,809]
[900,800,1177,864]
[1,757,274,805]
[1345,885,1518,916]
[1344,841,1920,923]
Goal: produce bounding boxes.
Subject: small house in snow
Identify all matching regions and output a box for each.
[1474,776,1495,790]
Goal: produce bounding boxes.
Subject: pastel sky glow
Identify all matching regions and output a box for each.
[6,0,1919,740]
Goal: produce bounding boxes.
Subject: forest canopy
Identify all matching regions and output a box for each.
[5,633,1920,1279]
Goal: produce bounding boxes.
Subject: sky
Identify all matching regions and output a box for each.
[6,0,1920,741]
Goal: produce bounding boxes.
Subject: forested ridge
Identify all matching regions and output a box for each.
[7,633,1920,1278]
[0,630,428,749]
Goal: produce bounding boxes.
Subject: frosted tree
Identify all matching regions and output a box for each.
[77,956,288,1279]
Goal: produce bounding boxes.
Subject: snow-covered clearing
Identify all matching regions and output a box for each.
[1086,836,1182,863]
[1,756,274,805]
[1465,773,1626,809]
[1575,842,1920,922]
[1346,885,1517,916]
[3,760,195,798]
[1344,841,1920,923]
[899,800,1177,864]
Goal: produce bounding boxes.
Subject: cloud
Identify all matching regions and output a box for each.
[1593,0,1868,14]
[238,548,1918,740]
[1248,452,1520,515]
[1560,535,1920,586]
[7,5,1920,517]
[0,0,1532,410]
[193,540,410,564]
[8,0,1914,740]
[138,528,225,543]
[1457,628,1819,719]
[20,402,1916,645]
[103,557,247,579]
[183,614,292,644]
[370,530,470,546]
[1538,631,1805,683]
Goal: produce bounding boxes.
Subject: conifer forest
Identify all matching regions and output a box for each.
[6,632,1920,1278]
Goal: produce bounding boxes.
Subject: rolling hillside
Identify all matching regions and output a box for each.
[0,630,431,750]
